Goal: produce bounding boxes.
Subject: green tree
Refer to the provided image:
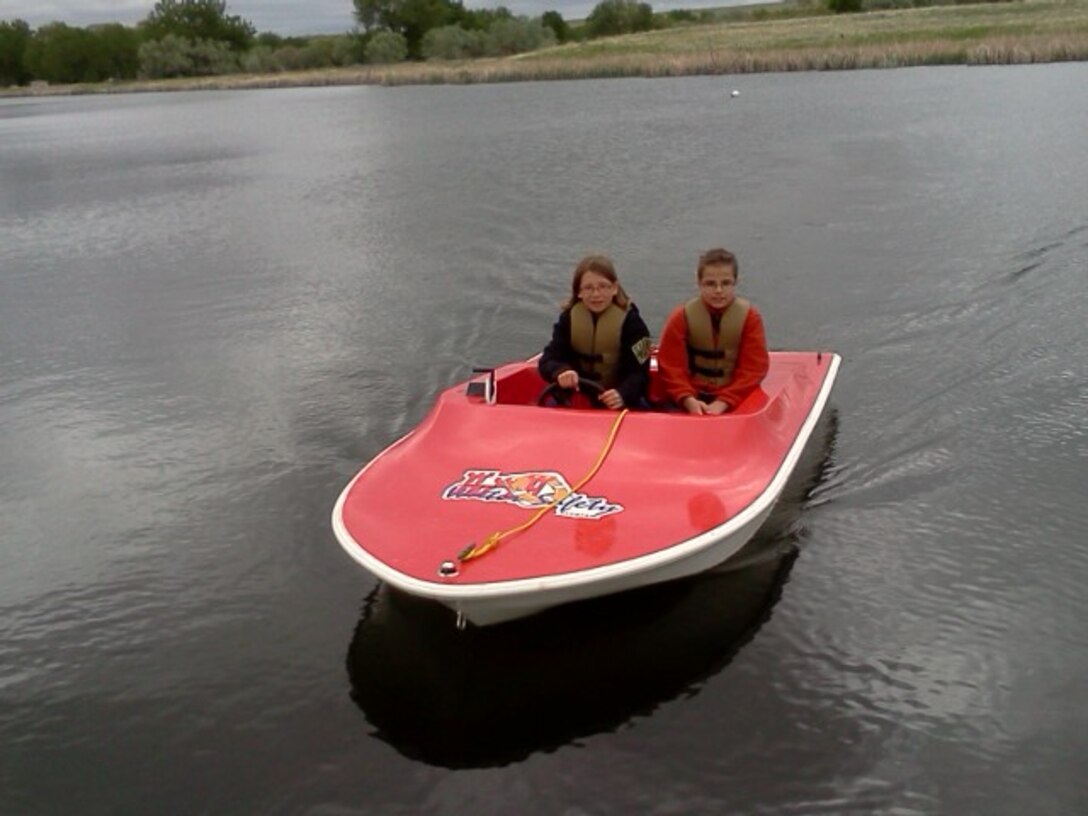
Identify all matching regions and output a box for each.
[331,34,361,65]
[354,0,384,30]
[586,0,654,38]
[0,19,33,85]
[141,0,255,51]
[90,23,141,79]
[541,11,570,44]
[271,45,306,71]
[23,23,113,83]
[354,0,457,58]
[422,24,484,60]
[453,5,514,32]
[586,0,622,37]
[186,36,240,71]
[482,17,555,56]
[241,44,276,72]
[255,31,285,48]
[664,9,696,24]
[301,37,336,68]
[138,32,238,77]
[138,33,195,77]
[364,30,409,63]
[828,0,863,10]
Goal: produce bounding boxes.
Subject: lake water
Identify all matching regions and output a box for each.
[2,64,1086,814]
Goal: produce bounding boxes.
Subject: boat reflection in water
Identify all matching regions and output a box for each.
[345,411,839,769]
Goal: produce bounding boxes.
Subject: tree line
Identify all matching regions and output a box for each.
[0,0,675,86]
[1,0,881,87]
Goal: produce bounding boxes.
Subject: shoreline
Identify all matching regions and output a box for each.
[3,2,1087,97]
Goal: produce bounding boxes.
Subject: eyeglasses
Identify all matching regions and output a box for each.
[700,280,736,290]
[579,283,616,295]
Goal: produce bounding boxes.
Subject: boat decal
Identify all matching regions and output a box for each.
[441,469,624,519]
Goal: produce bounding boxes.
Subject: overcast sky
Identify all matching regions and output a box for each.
[0,0,756,35]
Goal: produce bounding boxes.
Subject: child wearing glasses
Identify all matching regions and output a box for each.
[654,248,769,414]
[538,254,652,410]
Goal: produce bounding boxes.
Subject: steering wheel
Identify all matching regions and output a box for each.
[537,378,605,408]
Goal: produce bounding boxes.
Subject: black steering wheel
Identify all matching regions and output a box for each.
[537,378,605,407]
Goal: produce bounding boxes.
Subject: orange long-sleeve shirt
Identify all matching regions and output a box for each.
[655,302,770,410]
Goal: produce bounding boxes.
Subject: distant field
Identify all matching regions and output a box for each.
[432,0,1088,83]
[6,0,1088,94]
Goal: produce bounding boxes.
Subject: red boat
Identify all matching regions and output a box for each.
[333,350,841,626]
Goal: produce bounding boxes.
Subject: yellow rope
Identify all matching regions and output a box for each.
[458,408,629,562]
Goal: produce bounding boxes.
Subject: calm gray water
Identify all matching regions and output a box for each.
[2,64,1086,814]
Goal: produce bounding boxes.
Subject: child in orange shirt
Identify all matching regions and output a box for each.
[655,248,769,414]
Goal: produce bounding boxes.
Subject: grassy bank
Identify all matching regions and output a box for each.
[5,0,1087,95]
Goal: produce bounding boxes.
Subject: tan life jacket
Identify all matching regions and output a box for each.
[684,297,750,387]
[569,302,628,387]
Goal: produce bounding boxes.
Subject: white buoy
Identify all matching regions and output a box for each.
[731,89,740,97]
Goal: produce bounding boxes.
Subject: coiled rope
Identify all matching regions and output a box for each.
[458,408,629,562]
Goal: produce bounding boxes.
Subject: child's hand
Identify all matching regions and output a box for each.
[600,389,624,410]
[682,396,707,415]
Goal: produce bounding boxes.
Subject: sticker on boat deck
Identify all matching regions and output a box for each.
[441,469,623,519]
